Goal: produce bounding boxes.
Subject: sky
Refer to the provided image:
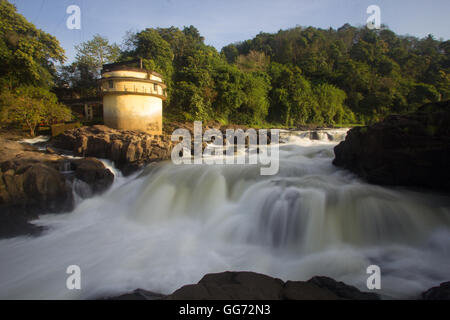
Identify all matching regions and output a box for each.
[9,0,450,63]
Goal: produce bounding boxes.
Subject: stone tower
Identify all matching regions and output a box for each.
[100,61,166,135]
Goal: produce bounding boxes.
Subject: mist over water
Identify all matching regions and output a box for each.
[1,129,450,299]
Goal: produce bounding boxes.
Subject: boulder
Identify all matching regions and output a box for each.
[166,271,285,300]
[307,276,379,300]
[282,280,339,300]
[0,138,114,239]
[52,125,173,176]
[333,100,450,191]
[421,282,450,300]
[71,158,114,195]
[0,160,74,239]
[0,160,74,219]
[107,289,165,300]
[0,212,43,239]
[105,271,381,300]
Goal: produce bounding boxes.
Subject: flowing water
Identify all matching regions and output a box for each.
[1,129,450,299]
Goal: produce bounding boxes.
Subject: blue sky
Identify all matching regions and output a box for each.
[9,0,450,63]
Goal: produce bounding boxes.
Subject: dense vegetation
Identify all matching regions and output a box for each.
[116,23,449,126]
[0,0,72,135]
[225,25,449,125]
[1,0,449,131]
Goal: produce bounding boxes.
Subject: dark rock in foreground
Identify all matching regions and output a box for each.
[333,100,450,191]
[72,158,114,195]
[0,138,114,239]
[421,281,450,300]
[0,212,43,239]
[106,271,380,300]
[106,271,450,300]
[107,289,166,300]
[52,125,173,176]
[0,139,75,219]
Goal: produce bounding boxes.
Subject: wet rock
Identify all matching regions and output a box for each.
[333,100,450,191]
[165,271,380,300]
[45,146,58,154]
[53,125,173,176]
[106,271,381,300]
[421,282,450,300]
[0,138,114,239]
[282,280,339,300]
[166,271,285,300]
[0,212,44,239]
[0,161,74,220]
[106,289,165,300]
[71,158,114,195]
[307,276,380,300]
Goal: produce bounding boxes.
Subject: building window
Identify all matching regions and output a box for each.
[154,83,158,92]
[108,80,114,89]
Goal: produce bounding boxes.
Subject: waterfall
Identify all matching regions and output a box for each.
[0,129,449,299]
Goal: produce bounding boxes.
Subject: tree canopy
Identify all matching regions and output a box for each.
[0,1,72,136]
[0,0,65,89]
[57,34,119,97]
[110,24,448,126]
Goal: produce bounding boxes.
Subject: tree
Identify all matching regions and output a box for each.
[0,0,65,89]
[236,72,271,125]
[74,34,120,79]
[236,50,270,72]
[212,63,245,121]
[221,44,239,64]
[57,35,120,97]
[124,29,174,79]
[0,87,72,136]
[118,23,449,126]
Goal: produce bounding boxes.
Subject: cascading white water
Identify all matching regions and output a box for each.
[1,129,449,300]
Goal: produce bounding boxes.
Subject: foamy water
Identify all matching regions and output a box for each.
[1,129,449,299]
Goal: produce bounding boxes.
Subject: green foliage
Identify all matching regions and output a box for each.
[57,35,119,97]
[236,50,270,72]
[0,0,65,89]
[74,34,120,77]
[229,25,449,124]
[58,22,449,127]
[122,28,174,91]
[0,87,72,136]
[235,72,271,125]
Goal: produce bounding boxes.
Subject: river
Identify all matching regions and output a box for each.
[1,129,449,299]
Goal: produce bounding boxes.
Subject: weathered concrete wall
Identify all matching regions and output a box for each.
[103,79,164,96]
[103,94,162,134]
[102,70,163,83]
[101,69,165,135]
[102,70,147,79]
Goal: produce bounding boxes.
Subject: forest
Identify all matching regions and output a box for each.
[1,0,449,131]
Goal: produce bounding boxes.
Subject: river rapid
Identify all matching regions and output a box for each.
[1,129,449,299]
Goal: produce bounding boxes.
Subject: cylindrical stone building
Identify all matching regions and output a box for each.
[100,63,166,135]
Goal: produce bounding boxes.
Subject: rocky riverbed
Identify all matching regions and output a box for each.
[52,125,174,176]
[107,271,450,300]
[0,138,114,238]
[1,117,449,300]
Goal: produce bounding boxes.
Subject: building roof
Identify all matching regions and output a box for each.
[101,59,164,79]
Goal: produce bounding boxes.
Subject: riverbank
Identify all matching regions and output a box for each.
[0,137,114,238]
